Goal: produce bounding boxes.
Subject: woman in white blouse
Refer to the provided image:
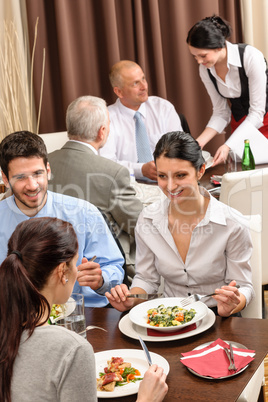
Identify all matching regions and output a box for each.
[106,131,254,317]
[187,15,268,165]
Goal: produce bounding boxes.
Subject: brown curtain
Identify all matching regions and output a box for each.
[25,0,242,155]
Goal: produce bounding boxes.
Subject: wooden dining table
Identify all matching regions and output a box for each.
[85,307,268,402]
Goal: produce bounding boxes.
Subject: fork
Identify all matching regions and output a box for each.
[224,347,237,371]
[229,343,237,371]
[179,285,240,307]
[78,325,107,335]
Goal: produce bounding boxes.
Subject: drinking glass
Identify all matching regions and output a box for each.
[56,319,75,331]
[225,150,237,173]
[57,293,87,338]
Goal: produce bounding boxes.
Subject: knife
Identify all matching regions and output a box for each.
[126,293,163,300]
[138,336,152,366]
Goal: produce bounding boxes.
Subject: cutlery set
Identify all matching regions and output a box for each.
[127,285,240,306]
[224,343,237,371]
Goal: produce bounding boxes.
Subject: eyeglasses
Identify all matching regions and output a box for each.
[11,170,46,183]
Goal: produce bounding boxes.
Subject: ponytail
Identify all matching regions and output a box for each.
[0,254,50,402]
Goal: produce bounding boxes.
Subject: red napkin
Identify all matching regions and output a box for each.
[147,323,197,337]
[180,338,255,378]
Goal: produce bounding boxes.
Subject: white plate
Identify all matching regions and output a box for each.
[95,349,170,398]
[205,156,214,169]
[119,308,215,342]
[50,297,76,323]
[129,298,208,332]
[202,150,211,162]
[186,341,249,380]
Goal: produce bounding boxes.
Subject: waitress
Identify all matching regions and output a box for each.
[187,15,268,165]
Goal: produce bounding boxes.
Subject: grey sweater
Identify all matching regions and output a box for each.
[11,325,97,401]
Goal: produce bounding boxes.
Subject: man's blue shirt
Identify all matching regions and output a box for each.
[0,191,124,306]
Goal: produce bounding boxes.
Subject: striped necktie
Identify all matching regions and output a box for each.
[134,111,153,163]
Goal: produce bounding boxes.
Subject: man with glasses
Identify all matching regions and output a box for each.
[0,131,124,307]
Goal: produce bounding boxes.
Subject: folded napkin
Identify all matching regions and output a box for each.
[147,323,197,337]
[181,338,255,378]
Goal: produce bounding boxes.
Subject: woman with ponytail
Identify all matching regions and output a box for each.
[0,217,97,402]
[0,217,168,402]
[187,15,268,165]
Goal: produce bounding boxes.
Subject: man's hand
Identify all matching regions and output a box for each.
[77,257,103,290]
[141,161,157,180]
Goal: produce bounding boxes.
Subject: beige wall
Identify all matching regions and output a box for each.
[240,0,268,59]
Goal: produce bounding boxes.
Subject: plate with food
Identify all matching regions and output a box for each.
[119,308,215,342]
[49,296,76,323]
[95,349,169,398]
[129,298,208,332]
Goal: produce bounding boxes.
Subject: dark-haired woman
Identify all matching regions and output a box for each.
[186,15,268,165]
[106,132,254,317]
[0,217,168,402]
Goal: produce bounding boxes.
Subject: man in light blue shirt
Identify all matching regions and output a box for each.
[0,131,124,307]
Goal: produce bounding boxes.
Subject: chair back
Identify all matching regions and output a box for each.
[238,215,262,319]
[39,131,68,153]
[97,208,130,287]
[220,168,268,285]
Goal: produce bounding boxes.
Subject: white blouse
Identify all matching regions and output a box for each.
[132,188,254,308]
[199,41,267,144]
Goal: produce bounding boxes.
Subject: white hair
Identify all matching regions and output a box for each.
[66,96,108,141]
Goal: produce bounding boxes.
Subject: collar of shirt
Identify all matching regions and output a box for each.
[118,98,147,119]
[142,186,227,227]
[209,41,241,78]
[68,139,98,155]
[7,190,51,218]
[225,41,242,68]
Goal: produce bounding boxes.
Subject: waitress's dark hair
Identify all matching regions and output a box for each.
[153,131,205,171]
[186,15,231,49]
[0,217,78,402]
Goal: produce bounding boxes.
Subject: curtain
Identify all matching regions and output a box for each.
[240,0,268,59]
[25,0,243,155]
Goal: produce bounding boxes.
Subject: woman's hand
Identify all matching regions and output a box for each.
[136,364,168,402]
[196,127,218,149]
[105,284,135,312]
[212,280,245,317]
[212,144,230,166]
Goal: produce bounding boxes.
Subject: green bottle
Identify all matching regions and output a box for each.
[241,139,255,171]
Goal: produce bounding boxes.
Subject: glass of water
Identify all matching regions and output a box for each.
[57,293,86,338]
[56,320,75,331]
[225,149,237,173]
